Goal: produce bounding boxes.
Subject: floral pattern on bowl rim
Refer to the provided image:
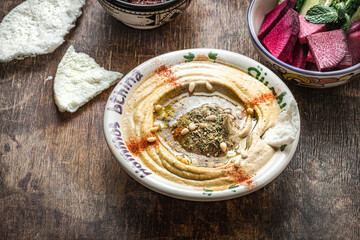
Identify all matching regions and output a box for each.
[103,49,300,201]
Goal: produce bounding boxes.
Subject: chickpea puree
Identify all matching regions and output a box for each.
[122,60,281,188]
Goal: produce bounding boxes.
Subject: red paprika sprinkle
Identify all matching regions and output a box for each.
[226,166,253,184]
[247,92,276,108]
[154,64,179,86]
[242,179,255,190]
[126,135,158,155]
[155,64,167,73]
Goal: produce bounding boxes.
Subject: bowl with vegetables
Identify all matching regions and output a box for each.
[98,0,192,29]
[247,0,360,88]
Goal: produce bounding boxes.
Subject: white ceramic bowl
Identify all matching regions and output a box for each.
[247,0,360,88]
[103,49,300,201]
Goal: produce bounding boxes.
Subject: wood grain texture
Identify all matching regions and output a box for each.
[0,0,359,239]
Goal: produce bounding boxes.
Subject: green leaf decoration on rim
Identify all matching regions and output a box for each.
[247,66,288,109]
[228,185,240,192]
[203,189,213,196]
[184,52,195,62]
[208,51,218,61]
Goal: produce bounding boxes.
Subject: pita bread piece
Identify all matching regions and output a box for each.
[54,45,123,113]
[0,0,86,62]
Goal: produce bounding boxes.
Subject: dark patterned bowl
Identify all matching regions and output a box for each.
[98,0,192,29]
[247,0,360,88]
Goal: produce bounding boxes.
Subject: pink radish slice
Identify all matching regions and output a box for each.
[337,51,353,69]
[307,29,347,71]
[298,15,327,44]
[348,19,360,35]
[262,8,300,63]
[258,0,296,40]
[306,51,315,63]
[348,31,360,65]
[305,61,318,71]
[291,41,308,69]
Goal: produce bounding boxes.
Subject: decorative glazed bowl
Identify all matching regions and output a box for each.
[98,0,192,29]
[247,0,360,88]
[103,49,300,201]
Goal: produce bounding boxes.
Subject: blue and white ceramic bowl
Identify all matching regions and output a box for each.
[98,0,192,29]
[247,0,360,88]
[103,49,300,201]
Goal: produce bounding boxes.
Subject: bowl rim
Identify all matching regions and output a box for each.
[247,0,360,76]
[103,0,183,11]
[103,48,300,201]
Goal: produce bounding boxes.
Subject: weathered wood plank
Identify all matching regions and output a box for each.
[0,0,359,239]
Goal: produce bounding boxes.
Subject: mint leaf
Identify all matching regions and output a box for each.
[305,4,338,24]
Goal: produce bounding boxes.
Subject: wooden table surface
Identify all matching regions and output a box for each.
[0,0,359,239]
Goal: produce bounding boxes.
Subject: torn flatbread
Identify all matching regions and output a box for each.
[0,0,86,62]
[54,45,123,113]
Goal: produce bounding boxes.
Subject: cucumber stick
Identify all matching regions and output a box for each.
[351,6,360,23]
[299,0,333,14]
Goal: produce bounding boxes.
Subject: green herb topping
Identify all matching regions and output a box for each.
[172,104,241,157]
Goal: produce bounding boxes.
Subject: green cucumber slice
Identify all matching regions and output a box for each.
[299,0,333,15]
[351,6,360,23]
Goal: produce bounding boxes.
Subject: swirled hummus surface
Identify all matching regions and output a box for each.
[121,60,281,189]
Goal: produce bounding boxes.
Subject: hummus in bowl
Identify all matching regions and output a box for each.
[104,49,300,201]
